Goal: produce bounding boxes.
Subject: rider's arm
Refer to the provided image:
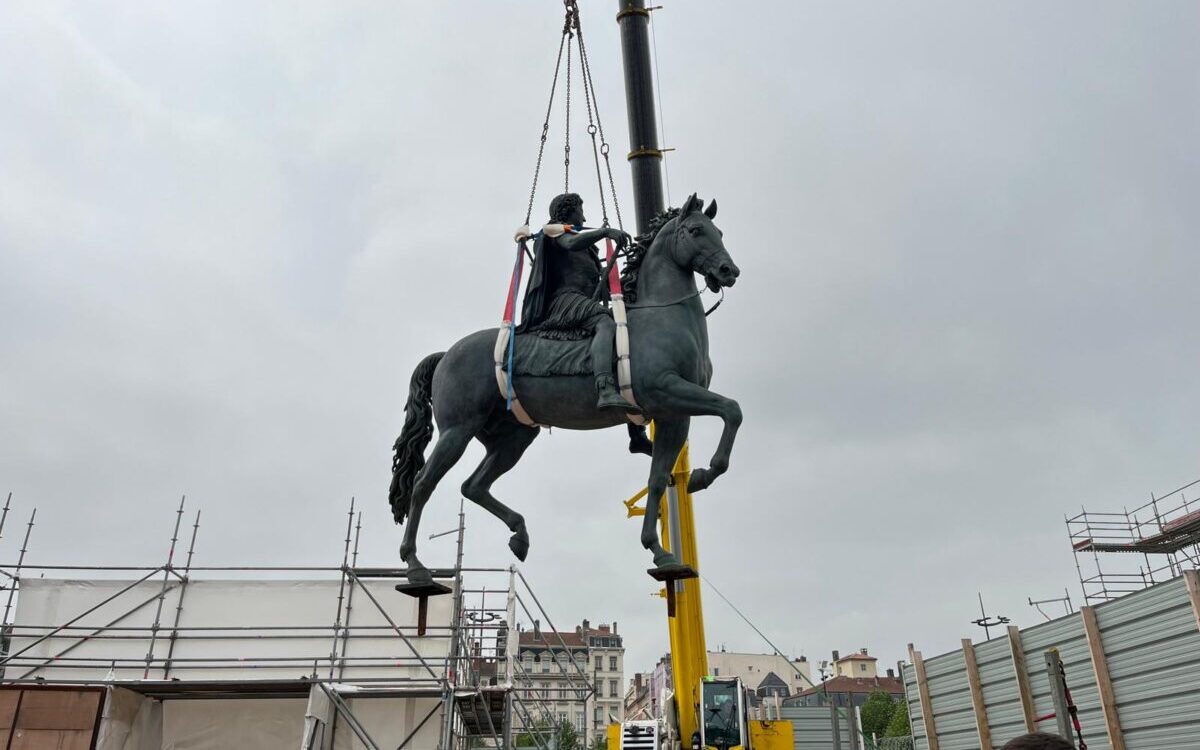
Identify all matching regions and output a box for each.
[559,227,627,252]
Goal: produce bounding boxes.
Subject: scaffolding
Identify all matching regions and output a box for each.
[0,494,593,750]
[1067,476,1200,605]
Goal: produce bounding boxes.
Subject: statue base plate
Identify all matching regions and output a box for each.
[394,580,453,598]
[395,580,452,636]
[646,563,698,583]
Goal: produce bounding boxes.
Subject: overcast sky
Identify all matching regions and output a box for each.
[2,1,1198,679]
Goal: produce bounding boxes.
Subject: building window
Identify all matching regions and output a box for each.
[596,656,603,671]
[860,664,867,673]
[609,656,617,671]
[714,667,720,676]
[609,680,618,697]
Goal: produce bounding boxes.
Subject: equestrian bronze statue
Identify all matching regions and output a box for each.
[389,192,740,584]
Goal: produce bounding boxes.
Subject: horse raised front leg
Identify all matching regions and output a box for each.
[653,373,742,493]
[641,419,690,570]
[400,426,474,585]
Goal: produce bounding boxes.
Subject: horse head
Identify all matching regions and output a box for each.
[672,193,740,292]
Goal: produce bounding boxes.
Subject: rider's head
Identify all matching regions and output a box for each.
[549,193,585,226]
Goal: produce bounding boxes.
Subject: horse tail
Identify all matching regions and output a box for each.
[388,351,445,525]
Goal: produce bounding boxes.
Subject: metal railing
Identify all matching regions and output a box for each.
[1066,477,1200,604]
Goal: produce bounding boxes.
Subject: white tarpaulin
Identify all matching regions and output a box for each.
[163,698,306,750]
[96,687,162,750]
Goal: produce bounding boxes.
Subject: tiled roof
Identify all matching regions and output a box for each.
[835,653,877,662]
[786,676,905,701]
[518,630,587,647]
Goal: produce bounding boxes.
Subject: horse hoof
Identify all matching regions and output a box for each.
[687,468,712,493]
[628,434,653,457]
[509,532,529,562]
[406,565,434,586]
[652,550,681,569]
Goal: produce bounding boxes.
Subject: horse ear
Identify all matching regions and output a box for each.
[704,199,718,220]
[682,193,702,215]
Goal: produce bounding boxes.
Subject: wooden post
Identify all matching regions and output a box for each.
[908,643,939,750]
[1081,606,1125,750]
[846,701,860,750]
[1007,625,1037,733]
[1184,570,1200,632]
[961,639,992,749]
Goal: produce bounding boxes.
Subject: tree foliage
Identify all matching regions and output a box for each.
[516,718,582,750]
[860,689,897,738]
[883,701,911,738]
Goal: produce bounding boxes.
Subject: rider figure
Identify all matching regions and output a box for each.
[518,193,640,414]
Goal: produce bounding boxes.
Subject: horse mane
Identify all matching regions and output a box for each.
[620,207,680,303]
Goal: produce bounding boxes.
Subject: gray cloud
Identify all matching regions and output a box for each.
[2,1,1197,677]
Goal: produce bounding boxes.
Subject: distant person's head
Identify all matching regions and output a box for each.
[1001,733,1075,750]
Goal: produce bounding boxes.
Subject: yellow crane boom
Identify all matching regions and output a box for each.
[625,441,708,745]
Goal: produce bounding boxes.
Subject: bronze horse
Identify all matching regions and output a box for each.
[389,194,741,583]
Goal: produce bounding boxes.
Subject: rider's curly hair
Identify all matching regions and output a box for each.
[549,193,584,223]
[620,206,681,303]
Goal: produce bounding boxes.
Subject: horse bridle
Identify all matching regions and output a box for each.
[624,220,728,316]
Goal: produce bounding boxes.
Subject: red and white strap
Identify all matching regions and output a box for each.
[605,238,648,426]
[494,236,541,427]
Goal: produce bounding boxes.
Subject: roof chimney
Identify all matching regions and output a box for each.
[582,618,590,630]
[613,621,618,634]
[533,619,541,640]
[886,668,895,678]
[599,624,610,633]
[860,648,869,656]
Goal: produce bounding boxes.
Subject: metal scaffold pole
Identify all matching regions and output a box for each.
[440,500,467,750]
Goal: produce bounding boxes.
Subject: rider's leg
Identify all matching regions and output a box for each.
[591,315,639,412]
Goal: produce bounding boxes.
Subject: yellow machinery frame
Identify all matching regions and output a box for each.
[625,441,792,750]
[625,441,708,746]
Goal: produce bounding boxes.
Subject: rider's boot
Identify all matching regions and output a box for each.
[596,373,641,413]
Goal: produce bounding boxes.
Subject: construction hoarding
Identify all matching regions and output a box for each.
[902,571,1200,750]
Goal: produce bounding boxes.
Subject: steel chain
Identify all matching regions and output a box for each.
[572,1,609,228]
[575,21,625,232]
[523,0,625,237]
[523,15,571,226]
[564,23,572,193]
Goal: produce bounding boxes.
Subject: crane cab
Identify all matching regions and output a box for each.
[698,677,749,750]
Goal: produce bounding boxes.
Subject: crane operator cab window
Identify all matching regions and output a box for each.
[700,678,745,750]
